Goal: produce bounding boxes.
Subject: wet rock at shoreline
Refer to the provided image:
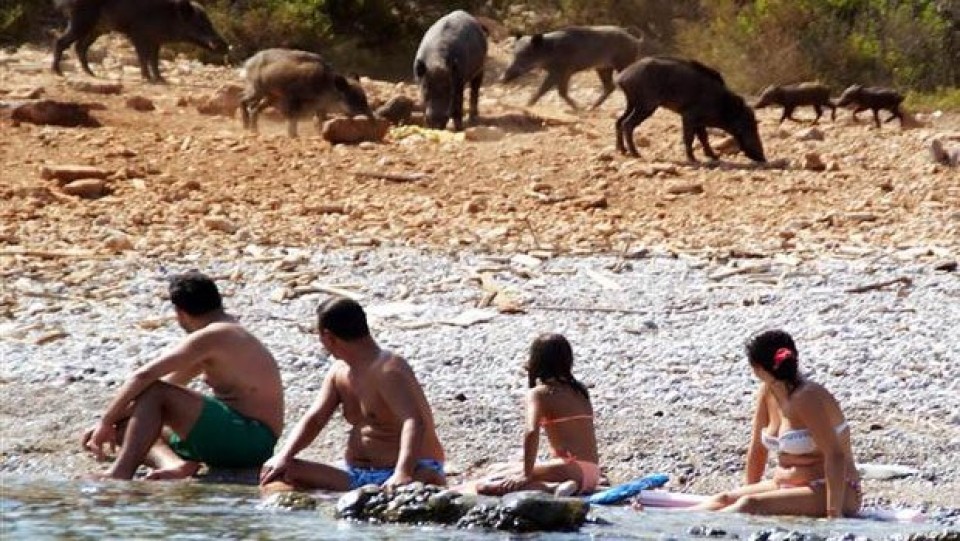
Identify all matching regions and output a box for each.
[334,484,588,532]
[262,491,319,511]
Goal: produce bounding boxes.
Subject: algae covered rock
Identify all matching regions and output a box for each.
[261,491,319,511]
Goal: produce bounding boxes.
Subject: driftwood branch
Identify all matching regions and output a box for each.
[355,171,429,183]
[845,276,913,294]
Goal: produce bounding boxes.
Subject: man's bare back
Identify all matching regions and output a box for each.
[188,321,284,436]
[333,352,444,468]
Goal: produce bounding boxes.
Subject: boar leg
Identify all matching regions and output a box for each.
[75,33,100,77]
[52,10,98,76]
[146,43,165,83]
[811,104,823,124]
[450,78,467,131]
[129,38,155,82]
[696,126,718,161]
[827,100,837,121]
[778,105,793,124]
[681,117,701,162]
[527,73,559,107]
[555,75,580,111]
[590,68,615,110]
[468,72,482,124]
[871,108,882,128]
[884,107,902,125]
[617,105,654,156]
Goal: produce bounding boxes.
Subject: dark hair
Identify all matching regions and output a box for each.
[527,333,589,400]
[168,272,223,316]
[317,297,370,341]
[746,329,802,394]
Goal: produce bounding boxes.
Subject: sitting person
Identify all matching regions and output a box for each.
[692,329,861,517]
[81,271,284,479]
[259,296,445,490]
[476,333,600,496]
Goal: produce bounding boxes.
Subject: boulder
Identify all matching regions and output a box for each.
[125,96,155,112]
[375,96,416,125]
[11,100,101,127]
[322,117,391,144]
[196,84,244,117]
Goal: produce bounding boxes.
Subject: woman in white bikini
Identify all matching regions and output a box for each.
[476,333,601,496]
[695,329,861,517]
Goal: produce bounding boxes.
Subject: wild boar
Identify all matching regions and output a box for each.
[836,85,905,128]
[240,48,373,138]
[502,26,646,110]
[414,10,488,131]
[52,0,228,83]
[754,82,836,124]
[615,56,765,163]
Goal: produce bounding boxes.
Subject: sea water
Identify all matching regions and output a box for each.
[0,476,936,540]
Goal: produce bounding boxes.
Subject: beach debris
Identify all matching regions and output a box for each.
[707,262,773,281]
[439,309,497,327]
[845,276,912,294]
[857,462,921,480]
[584,269,621,290]
[355,170,429,183]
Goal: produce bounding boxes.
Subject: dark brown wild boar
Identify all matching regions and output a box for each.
[615,56,765,163]
[502,26,647,110]
[836,85,905,128]
[754,82,836,124]
[240,48,373,138]
[52,0,228,83]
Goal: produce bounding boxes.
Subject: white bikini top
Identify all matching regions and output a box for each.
[761,422,849,455]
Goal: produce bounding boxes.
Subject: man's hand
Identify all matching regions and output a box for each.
[382,469,414,489]
[81,422,118,461]
[259,454,290,486]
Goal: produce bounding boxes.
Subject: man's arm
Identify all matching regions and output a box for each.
[260,367,341,484]
[378,366,428,487]
[81,329,215,459]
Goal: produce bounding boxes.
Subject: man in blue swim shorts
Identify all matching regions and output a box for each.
[259,297,446,490]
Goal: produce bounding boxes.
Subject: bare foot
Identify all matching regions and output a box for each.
[144,461,200,480]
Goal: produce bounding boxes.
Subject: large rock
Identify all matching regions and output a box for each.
[322,117,391,144]
[195,84,244,117]
[62,179,107,198]
[375,95,416,125]
[11,100,101,127]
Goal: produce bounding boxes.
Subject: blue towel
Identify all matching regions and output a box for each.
[585,473,669,505]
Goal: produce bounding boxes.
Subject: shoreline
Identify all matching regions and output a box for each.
[2,245,958,512]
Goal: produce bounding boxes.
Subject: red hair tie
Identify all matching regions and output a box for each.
[773,348,793,369]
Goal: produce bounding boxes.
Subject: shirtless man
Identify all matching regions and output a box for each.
[259,296,445,490]
[81,272,284,480]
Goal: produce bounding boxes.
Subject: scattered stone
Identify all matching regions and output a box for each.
[930,137,960,167]
[933,260,957,272]
[464,126,505,142]
[261,491,318,511]
[713,136,740,155]
[40,164,112,183]
[800,152,826,171]
[125,95,155,112]
[576,195,608,210]
[204,216,238,234]
[322,117,391,144]
[61,179,107,198]
[795,127,825,141]
[666,182,704,195]
[195,84,244,117]
[688,524,733,537]
[845,212,878,223]
[102,231,133,253]
[9,86,44,99]
[375,95,416,125]
[11,100,101,127]
[68,81,122,95]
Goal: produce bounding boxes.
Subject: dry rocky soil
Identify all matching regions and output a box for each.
[1,41,959,509]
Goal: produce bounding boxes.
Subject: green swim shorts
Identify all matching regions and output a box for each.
[168,395,277,468]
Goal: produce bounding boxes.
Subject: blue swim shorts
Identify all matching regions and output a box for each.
[346,459,445,489]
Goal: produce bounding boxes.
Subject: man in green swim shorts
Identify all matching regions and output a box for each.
[81,272,284,480]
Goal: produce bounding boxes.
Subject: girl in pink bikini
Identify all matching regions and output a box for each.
[694,329,862,517]
[476,333,601,496]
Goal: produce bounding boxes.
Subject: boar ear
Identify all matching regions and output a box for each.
[347,72,361,82]
[531,34,544,47]
[414,59,427,80]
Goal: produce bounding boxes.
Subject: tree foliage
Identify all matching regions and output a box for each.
[1,0,956,90]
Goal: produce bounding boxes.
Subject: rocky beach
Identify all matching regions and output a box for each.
[1,39,959,533]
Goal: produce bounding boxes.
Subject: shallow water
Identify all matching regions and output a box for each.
[0,476,938,540]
